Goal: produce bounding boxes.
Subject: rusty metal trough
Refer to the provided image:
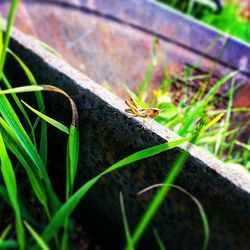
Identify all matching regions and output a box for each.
[1,0,250,249]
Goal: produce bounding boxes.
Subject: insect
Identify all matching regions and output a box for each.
[125,97,160,119]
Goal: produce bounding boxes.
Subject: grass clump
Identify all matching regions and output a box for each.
[120,63,249,169]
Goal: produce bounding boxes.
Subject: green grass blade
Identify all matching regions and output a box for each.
[8,50,48,165]
[143,36,160,92]
[0,132,25,249]
[0,93,44,175]
[0,84,79,127]
[0,85,44,94]
[24,221,49,250]
[63,125,79,250]
[0,95,58,212]
[235,140,250,152]
[0,224,12,247]
[0,83,79,208]
[243,137,250,169]
[137,66,152,102]
[61,228,69,250]
[41,136,190,242]
[0,184,8,200]
[187,0,194,15]
[179,71,238,136]
[200,112,224,134]
[21,100,69,134]
[153,229,166,250]
[0,117,48,211]
[217,80,235,157]
[102,137,192,176]
[120,192,134,250]
[0,0,18,79]
[67,125,79,195]
[7,50,37,86]
[2,73,37,145]
[41,177,97,242]
[32,38,63,59]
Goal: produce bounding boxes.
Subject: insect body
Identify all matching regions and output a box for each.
[125,97,160,119]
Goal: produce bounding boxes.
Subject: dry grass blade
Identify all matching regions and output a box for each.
[0,85,79,127]
[138,184,209,250]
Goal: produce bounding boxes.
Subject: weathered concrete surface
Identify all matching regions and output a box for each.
[4,20,250,249]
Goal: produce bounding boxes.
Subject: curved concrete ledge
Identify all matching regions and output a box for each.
[4,22,250,249]
[41,0,250,75]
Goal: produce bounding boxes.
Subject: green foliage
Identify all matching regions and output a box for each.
[158,0,250,43]
[0,83,79,248]
[0,132,25,249]
[123,61,248,168]
[24,221,49,250]
[202,3,250,44]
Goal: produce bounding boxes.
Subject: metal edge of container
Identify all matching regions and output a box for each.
[46,0,250,76]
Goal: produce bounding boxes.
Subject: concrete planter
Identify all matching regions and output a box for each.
[2,0,250,249]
